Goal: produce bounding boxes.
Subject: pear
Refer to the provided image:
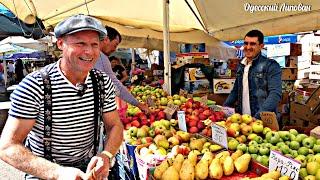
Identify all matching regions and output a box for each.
[305,175,316,180]
[201,151,214,164]
[231,149,243,161]
[154,159,170,179]
[223,156,234,176]
[307,162,320,175]
[316,169,320,180]
[179,159,195,180]
[187,150,199,166]
[209,158,223,179]
[172,154,184,171]
[279,176,290,180]
[195,159,209,180]
[216,151,230,164]
[234,154,251,173]
[161,166,179,180]
[261,170,281,179]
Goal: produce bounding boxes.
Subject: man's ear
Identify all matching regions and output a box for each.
[56,38,64,50]
[260,43,264,49]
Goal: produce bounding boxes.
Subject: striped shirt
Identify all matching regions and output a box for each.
[9,60,116,166]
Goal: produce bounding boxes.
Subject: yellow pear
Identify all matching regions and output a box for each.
[234,154,251,173]
[216,151,230,164]
[305,175,316,180]
[279,176,290,180]
[187,150,199,166]
[201,151,214,164]
[161,166,179,180]
[231,149,243,161]
[195,160,209,180]
[209,158,223,179]
[172,154,184,171]
[261,170,281,179]
[154,159,170,179]
[179,159,195,180]
[223,156,234,176]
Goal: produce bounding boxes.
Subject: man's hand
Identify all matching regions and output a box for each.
[137,102,151,114]
[56,166,87,180]
[86,155,110,180]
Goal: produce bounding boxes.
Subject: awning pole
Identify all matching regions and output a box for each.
[163,0,171,95]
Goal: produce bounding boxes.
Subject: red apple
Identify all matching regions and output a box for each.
[198,113,207,120]
[203,109,211,117]
[188,120,197,127]
[125,123,132,130]
[208,115,216,122]
[189,127,199,133]
[197,121,205,130]
[131,120,140,128]
[189,115,199,122]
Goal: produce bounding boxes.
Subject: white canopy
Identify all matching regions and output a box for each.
[0,36,47,51]
[1,0,319,41]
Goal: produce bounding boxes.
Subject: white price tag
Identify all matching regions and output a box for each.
[177,111,187,132]
[269,150,301,180]
[211,123,228,149]
[221,106,235,117]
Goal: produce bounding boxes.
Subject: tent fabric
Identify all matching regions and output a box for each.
[0,36,47,51]
[1,0,319,42]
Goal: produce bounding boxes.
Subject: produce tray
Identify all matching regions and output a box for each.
[250,159,269,176]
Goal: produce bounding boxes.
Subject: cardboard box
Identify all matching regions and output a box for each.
[267,43,302,57]
[305,86,320,113]
[213,78,235,94]
[290,102,320,125]
[285,56,298,68]
[309,65,320,80]
[188,68,206,81]
[281,68,298,80]
[294,89,311,105]
[310,126,320,139]
[184,80,210,94]
[312,55,320,62]
[228,58,240,70]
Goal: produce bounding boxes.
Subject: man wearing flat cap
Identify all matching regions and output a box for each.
[0,14,123,180]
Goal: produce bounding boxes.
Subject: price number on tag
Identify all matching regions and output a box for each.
[269,150,301,180]
[211,123,228,149]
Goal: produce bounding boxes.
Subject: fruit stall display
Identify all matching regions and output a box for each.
[119,85,320,179]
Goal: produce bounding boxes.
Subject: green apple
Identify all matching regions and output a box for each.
[295,155,307,168]
[247,133,258,141]
[252,122,264,134]
[307,161,320,175]
[313,144,320,154]
[259,145,270,156]
[242,114,253,124]
[312,154,320,164]
[277,142,286,148]
[248,145,259,154]
[265,131,280,145]
[303,137,316,149]
[290,150,299,158]
[237,143,248,153]
[261,155,269,167]
[285,154,293,159]
[230,113,242,123]
[256,155,263,163]
[289,141,300,150]
[264,143,273,148]
[262,127,272,135]
[248,140,258,147]
[253,135,263,144]
[280,145,290,155]
[279,131,291,141]
[270,146,279,151]
[251,154,258,160]
[298,147,310,156]
[307,154,315,162]
[296,134,308,143]
[160,97,168,106]
[128,126,138,137]
[228,139,239,151]
[316,139,320,145]
[289,129,299,136]
[316,168,320,180]
[299,168,308,178]
[289,134,296,141]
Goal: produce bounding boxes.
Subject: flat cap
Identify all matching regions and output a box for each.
[54,14,107,39]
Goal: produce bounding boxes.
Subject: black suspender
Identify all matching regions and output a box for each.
[40,68,53,161]
[41,68,104,162]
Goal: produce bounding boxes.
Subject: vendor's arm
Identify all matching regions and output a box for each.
[254,61,282,119]
[95,55,140,106]
[0,117,86,180]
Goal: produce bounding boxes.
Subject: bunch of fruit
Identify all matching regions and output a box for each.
[125,119,178,145]
[179,98,225,135]
[153,150,252,180]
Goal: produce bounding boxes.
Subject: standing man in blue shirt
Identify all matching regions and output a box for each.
[224,30,282,120]
[95,26,150,114]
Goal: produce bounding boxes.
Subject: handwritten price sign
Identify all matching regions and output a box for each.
[269,150,301,180]
[211,123,228,149]
[177,111,187,132]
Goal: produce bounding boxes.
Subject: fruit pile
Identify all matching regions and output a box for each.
[153,150,252,180]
